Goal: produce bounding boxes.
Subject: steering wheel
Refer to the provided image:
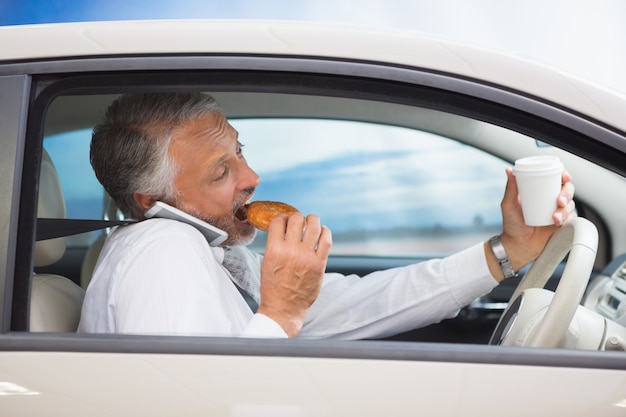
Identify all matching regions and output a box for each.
[489,217,598,348]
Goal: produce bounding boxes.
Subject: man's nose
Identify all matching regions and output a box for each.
[240,163,261,189]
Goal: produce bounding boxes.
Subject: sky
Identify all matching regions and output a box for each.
[1,0,625,95]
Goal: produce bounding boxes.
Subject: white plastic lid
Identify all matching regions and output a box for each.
[513,155,564,176]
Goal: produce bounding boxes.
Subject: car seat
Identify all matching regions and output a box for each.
[30,150,85,332]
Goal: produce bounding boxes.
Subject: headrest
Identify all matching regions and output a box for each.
[34,150,67,267]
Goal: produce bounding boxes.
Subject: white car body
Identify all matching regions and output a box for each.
[1,20,626,416]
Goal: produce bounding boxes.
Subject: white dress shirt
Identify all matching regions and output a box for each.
[78,219,498,339]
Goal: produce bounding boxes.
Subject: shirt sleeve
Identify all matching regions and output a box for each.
[242,314,289,338]
[300,242,498,339]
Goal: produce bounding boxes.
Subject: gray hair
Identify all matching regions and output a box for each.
[90,92,222,219]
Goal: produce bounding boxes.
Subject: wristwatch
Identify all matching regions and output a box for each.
[489,235,518,280]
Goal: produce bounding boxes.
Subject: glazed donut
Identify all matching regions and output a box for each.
[245,201,300,231]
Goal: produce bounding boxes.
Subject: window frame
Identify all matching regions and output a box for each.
[4,54,625,372]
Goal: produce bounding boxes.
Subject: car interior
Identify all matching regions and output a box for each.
[13,68,626,350]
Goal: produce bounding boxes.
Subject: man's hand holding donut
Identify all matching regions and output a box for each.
[256,209,332,337]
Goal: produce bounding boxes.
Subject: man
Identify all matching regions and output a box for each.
[78,92,576,339]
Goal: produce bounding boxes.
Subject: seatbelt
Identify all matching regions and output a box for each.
[36,218,137,241]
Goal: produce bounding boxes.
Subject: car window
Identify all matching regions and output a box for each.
[233,118,509,257]
[43,118,508,257]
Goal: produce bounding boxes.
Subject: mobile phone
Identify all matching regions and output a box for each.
[144,201,228,247]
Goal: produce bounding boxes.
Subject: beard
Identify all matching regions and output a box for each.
[175,187,257,247]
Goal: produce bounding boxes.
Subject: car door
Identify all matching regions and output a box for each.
[1,23,626,416]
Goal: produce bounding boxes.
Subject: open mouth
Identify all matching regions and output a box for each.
[234,195,254,223]
[235,204,249,222]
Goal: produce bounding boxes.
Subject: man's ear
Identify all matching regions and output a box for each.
[133,193,156,213]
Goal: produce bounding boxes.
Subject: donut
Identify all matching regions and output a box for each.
[245,201,300,231]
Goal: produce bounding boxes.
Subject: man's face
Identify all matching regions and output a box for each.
[168,111,260,246]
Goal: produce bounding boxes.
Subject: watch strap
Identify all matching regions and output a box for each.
[489,235,517,279]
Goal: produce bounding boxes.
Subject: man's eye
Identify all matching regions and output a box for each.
[215,165,229,180]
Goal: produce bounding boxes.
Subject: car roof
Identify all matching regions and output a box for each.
[1,19,625,134]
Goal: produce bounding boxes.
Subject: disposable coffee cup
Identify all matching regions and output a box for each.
[513,156,564,226]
